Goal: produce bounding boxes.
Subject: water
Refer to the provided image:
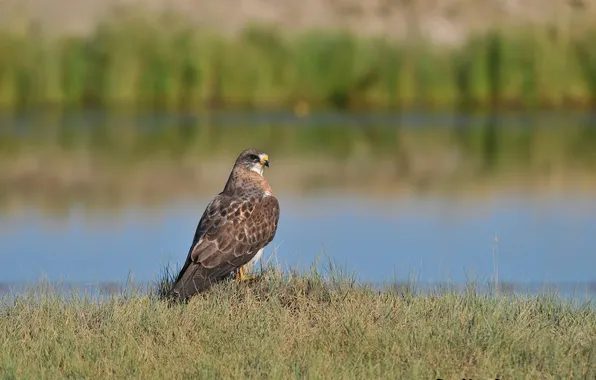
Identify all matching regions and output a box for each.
[1,110,596,298]
[1,193,595,297]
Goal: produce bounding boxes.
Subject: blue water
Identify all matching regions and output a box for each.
[1,193,595,295]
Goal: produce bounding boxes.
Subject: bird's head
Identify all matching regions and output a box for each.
[235,148,270,176]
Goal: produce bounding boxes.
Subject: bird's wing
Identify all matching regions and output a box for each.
[171,192,280,299]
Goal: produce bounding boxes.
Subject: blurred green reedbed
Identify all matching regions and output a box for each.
[1,14,596,110]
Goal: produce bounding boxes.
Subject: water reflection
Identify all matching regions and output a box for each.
[2,110,596,213]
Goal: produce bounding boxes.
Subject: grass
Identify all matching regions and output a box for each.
[2,12,596,110]
[1,266,595,379]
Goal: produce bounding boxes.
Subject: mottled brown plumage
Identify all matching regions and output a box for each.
[170,148,280,301]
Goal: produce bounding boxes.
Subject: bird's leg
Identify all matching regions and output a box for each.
[236,266,245,280]
[235,265,256,282]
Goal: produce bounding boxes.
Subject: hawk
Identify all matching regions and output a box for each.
[170,148,280,300]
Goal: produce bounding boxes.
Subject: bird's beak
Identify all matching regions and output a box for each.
[261,155,270,168]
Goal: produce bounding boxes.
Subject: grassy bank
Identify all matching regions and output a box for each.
[2,13,596,110]
[1,270,595,379]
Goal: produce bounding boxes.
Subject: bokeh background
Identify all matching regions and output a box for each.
[1,0,595,296]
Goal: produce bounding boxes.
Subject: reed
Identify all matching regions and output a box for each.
[1,16,596,111]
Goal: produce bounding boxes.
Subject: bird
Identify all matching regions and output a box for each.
[169,148,280,301]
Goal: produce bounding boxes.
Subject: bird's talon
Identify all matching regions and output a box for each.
[235,266,259,282]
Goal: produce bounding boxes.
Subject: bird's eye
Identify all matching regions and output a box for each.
[249,154,260,161]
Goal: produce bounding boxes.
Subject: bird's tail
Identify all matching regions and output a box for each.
[169,262,232,301]
[169,263,211,301]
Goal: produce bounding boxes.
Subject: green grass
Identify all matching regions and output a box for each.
[2,13,596,110]
[1,267,595,379]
